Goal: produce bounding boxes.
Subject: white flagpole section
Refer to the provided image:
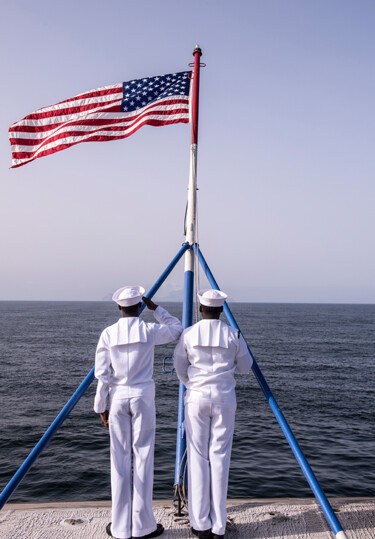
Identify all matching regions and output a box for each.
[174,45,202,509]
[185,142,198,245]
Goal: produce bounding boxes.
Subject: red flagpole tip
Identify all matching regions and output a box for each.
[193,45,202,56]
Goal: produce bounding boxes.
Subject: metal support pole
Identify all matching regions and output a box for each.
[195,245,348,539]
[173,255,194,491]
[0,242,190,510]
[174,46,202,504]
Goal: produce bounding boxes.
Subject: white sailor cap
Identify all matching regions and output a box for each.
[112,285,145,307]
[198,288,227,307]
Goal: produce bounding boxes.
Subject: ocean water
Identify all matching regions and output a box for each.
[0,301,374,504]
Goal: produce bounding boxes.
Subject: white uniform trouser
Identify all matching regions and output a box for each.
[109,396,156,539]
[185,398,236,536]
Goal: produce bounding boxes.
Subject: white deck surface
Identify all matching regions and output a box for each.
[1,498,374,538]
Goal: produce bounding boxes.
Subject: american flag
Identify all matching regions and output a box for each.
[9,70,192,168]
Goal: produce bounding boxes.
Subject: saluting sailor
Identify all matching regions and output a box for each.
[94,286,183,539]
[173,289,253,539]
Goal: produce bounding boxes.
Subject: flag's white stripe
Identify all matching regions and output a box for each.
[11,112,189,164]
[11,94,189,129]
[10,104,190,144]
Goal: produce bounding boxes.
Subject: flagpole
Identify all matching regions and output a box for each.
[174,45,202,509]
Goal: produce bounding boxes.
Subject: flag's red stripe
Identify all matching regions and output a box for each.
[11,117,189,168]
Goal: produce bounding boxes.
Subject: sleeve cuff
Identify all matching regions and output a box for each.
[153,305,164,321]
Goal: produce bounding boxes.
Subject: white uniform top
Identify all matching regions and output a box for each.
[94,306,182,413]
[173,319,253,403]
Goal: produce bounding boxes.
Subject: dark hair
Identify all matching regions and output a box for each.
[200,305,223,314]
[121,302,141,315]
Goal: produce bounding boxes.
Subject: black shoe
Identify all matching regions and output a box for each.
[134,523,164,538]
[106,522,131,539]
[211,534,225,539]
[191,527,211,539]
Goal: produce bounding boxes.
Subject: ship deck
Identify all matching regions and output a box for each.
[1,498,375,538]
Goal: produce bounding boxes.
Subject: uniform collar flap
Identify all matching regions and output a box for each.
[192,319,229,348]
[114,318,147,345]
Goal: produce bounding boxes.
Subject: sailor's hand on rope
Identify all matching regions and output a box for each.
[99,411,109,428]
[143,297,158,310]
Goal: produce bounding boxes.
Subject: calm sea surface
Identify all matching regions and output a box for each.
[0,301,374,503]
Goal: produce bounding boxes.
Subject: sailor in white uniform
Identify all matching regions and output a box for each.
[173,289,252,539]
[94,286,183,539]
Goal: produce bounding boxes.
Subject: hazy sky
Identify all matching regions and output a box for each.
[1,1,374,303]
